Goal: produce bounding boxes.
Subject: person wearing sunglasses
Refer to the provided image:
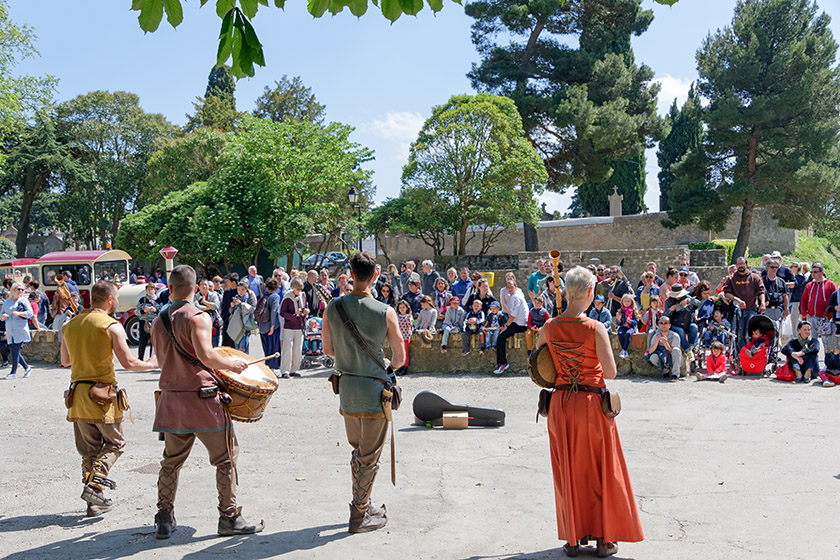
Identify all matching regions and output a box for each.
[645,316,683,381]
[0,283,34,380]
[800,262,837,337]
[762,261,790,326]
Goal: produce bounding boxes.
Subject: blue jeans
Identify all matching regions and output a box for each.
[484,329,499,349]
[703,330,729,347]
[737,309,757,350]
[646,346,672,371]
[790,353,819,377]
[670,324,698,350]
[617,326,636,351]
[441,325,460,348]
[8,342,28,376]
[235,333,250,353]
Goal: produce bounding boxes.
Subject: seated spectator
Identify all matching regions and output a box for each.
[401,278,423,318]
[636,271,660,311]
[781,321,820,382]
[697,340,728,383]
[525,296,548,355]
[432,277,451,325]
[440,296,465,353]
[483,300,503,351]
[639,295,662,334]
[703,309,731,348]
[465,278,495,314]
[788,262,807,333]
[493,277,529,374]
[303,317,322,355]
[415,295,437,332]
[500,271,518,315]
[691,281,715,322]
[646,316,682,381]
[743,326,772,358]
[615,294,639,359]
[661,267,679,300]
[446,267,458,289]
[421,260,441,297]
[818,347,840,387]
[588,294,612,334]
[678,259,700,286]
[663,286,698,361]
[462,299,485,356]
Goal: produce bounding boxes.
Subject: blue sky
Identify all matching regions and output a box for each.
[10,0,840,214]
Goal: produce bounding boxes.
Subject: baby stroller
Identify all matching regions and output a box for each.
[691,321,737,376]
[300,317,335,370]
[738,314,781,376]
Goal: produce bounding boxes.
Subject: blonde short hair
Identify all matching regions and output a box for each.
[564,266,596,303]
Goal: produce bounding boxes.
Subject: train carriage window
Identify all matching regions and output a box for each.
[95,261,129,284]
[42,264,93,286]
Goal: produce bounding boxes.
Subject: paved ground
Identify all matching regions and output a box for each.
[1,334,840,560]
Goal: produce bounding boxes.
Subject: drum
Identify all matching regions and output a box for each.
[214,347,279,423]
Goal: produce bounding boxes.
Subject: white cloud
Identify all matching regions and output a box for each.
[653,74,694,116]
[360,111,426,161]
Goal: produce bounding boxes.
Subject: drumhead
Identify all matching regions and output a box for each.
[214,347,278,388]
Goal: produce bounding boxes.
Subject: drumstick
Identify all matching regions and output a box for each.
[245,353,280,366]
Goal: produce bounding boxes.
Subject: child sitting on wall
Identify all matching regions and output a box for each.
[525,296,548,356]
[482,300,502,353]
[461,299,485,356]
[589,294,613,334]
[441,296,465,353]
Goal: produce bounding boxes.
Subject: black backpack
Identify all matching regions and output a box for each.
[254,294,271,323]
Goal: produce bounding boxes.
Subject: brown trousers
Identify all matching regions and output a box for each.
[73,421,126,488]
[344,416,388,512]
[157,429,239,517]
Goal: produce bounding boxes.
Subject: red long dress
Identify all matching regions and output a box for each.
[545,316,644,544]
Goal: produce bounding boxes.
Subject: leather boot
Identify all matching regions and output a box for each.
[81,485,112,508]
[85,503,111,517]
[218,507,265,536]
[155,510,176,540]
[348,503,387,533]
[366,502,387,519]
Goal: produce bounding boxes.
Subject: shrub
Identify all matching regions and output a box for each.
[711,239,743,264]
[688,241,718,250]
[0,238,15,261]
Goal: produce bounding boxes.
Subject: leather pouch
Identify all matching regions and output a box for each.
[537,388,553,422]
[89,382,117,406]
[390,384,403,411]
[64,385,76,409]
[328,373,340,395]
[601,390,621,418]
[117,388,130,411]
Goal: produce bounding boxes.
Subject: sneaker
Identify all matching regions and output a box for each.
[218,507,264,536]
[719,374,728,383]
[824,380,836,387]
[493,363,509,375]
[695,373,703,381]
[669,374,679,383]
[2,373,15,380]
[441,347,447,353]
[280,373,290,379]
[154,510,176,539]
[289,371,301,378]
[461,351,470,357]
[23,367,32,378]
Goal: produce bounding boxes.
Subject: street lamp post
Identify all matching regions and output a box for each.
[347,187,363,253]
[159,246,178,285]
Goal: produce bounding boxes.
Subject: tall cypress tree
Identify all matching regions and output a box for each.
[665,0,840,261]
[186,65,239,132]
[657,84,702,212]
[577,154,646,216]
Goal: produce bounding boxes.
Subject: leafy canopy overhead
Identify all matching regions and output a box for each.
[129,0,680,78]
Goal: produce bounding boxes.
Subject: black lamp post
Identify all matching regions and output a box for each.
[347,187,362,252]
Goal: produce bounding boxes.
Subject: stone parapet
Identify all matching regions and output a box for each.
[21,329,61,363]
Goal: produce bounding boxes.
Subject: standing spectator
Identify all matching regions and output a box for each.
[762,261,790,325]
[800,262,836,336]
[446,267,458,290]
[195,278,222,347]
[440,296,465,353]
[541,276,561,318]
[421,260,441,297]
[247,265,265,299]
[303,270,322,317]
[451,267,471,300]
[386,264,402,299]
[376,283,396,308]
[373,264,387,296]
[660,267,680,300]
[637,262,665,288]
[723,257,767,350]
[0,304,9,367]
[318,268,334,294]
[1,283,34,379]
[593,265,607,289]
[28,280,49,326]
[678,259,700,286]
[227,280,257,353]
[401,279,423,318]
[607,266,631,315]
[461,271,483,305]
[493,277,528,375]
[527,258,547,300]
[395,300,414,375]
[331,274,349,299]
[272,268,290,292]
[136,282,160,361]
[788,263,807,334]
[27,291,42,330]
[63,270,80,295]
[279,277,308,379]
[258,278,283,372]
[220,273,239,347]
[588,295,613,333]
[400,260,420,295]
[762,251,796,285]
[595,266,613,300]
[212,276,224,298]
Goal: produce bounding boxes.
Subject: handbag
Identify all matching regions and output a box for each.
[555,383,622,418]
[818,316,835,336]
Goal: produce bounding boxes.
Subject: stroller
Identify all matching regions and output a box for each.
[691,319,737,376]
[737,314,781,376]
[300,317,335,370]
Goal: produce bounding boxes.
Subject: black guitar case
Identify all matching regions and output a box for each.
[412,390,505,427]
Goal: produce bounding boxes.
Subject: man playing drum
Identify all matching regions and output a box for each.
[323,252,406,533]
[61,281,158,517]
[150,265,264,539]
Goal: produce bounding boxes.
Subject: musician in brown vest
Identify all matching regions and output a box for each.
[323,252,406,533]
[61,280,157,517]
[150,264,264,539]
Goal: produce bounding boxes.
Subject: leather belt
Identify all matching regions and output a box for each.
[555,383,605,395]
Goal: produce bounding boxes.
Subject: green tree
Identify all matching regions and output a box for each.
[365,188,458,257]
[0,0,56,171]
[0,117,84,257]
[0,237,14,260]
[56,91,178,248]
[665,0,840,261]
[253,75,326,123]
[128,1,680,78]
[656,84,702,212]
[577,154,646,216]
[186,65,240,132]
[402,93,547,256]
[141,128,228,204]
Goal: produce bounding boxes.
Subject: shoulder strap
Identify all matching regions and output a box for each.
[333,297,388,373]
[159,308,222,386]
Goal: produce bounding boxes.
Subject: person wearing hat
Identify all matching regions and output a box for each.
[440,296,465,353]
[588,294,613,334]
[483,300,503,351]
[662,285,699,363]
[761,251,796,286]
[678,259,700,286]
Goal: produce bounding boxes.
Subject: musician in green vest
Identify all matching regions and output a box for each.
[322,252,406,533]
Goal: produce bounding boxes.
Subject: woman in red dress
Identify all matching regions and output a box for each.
[537,266,643,557]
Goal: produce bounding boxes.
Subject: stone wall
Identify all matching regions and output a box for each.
[21,329,61,363]
[690,249,727,267]
[342,207,798,266]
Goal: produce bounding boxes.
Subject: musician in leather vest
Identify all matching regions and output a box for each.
[149,265,264,539]
[60,280,157,517]
[322,252,406,533]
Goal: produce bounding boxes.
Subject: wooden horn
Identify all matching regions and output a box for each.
[549,250,563,312]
